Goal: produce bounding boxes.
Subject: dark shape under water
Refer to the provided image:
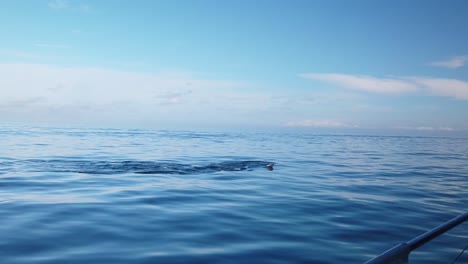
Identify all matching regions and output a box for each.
[14,159,275,175]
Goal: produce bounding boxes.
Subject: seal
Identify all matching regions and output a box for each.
[266,163,274,171]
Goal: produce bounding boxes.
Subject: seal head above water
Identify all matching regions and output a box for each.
[266,163,274,171]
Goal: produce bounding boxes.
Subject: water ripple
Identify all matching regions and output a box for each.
[2,159,274,175]
[0,127,467,264]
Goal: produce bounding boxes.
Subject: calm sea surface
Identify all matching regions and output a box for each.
[0,126,467,264]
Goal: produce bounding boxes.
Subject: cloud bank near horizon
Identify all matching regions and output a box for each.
[285,119,357,128]
[0,63,321,129]
[0,63,258,127]
[0,62,467,132]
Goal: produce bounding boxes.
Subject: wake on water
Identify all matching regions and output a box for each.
[1,159,275,175]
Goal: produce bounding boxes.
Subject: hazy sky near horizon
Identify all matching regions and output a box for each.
[1,0,467,134]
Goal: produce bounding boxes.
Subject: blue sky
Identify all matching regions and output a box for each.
[1,0,467,135]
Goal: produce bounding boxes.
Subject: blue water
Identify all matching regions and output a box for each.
[0,126,467,264]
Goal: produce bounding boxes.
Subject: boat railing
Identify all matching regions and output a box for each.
[364,212,468,264]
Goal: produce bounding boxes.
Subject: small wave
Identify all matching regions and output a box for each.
[5,159,275,175]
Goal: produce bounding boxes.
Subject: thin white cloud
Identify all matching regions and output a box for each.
[157,90,193,105]
[48,0,91,13]
[0,97,46,109]
[396,126,456,132]
[302,73,468,100]
[301,73,418,94]
[0,49,40,60]
[410,77,468,100]
[34,43,69,49]
[48,0,69,9]
[430,55,468,69]
[285,119,356,128]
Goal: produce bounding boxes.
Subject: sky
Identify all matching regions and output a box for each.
[1,0,467,135]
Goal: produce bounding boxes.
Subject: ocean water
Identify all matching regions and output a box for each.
[0,126,467,264]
